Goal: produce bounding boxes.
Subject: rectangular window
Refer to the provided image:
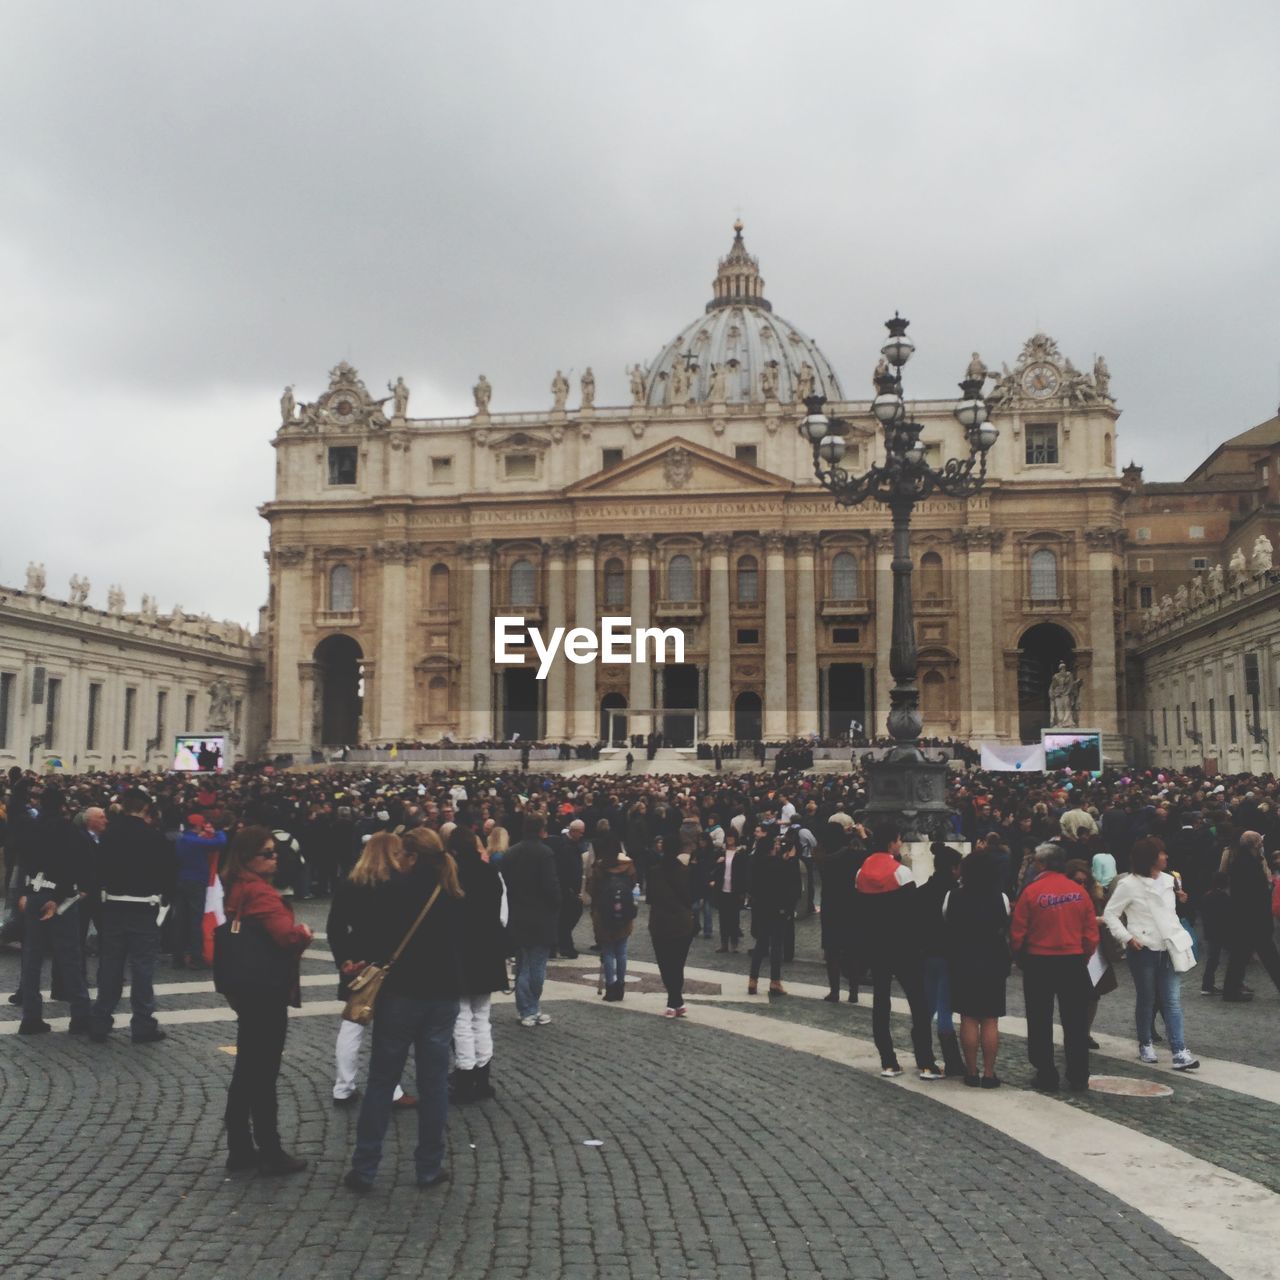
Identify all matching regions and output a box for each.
[0,672,12,749]
[923,442,942,468]
[185,693,195,733]
[156,690,168,746]
[1135,528,1151,542]
[1025,423,1058,465]
[832,627,861,644]
[1191,557,1208,570]
[1245,653,1261,729]
[1136,557,1154,571]
[735,628,760,645]
[123,687,137,751]
[1162,707,1168,746]
[1189,526,1205,540]
[734,444,758,467]
[1139,585,1153,609]
[1229,693,1238,744]
[601,448,623,470]
[45,677,61,749]
[327,446,358,485]
[504,452,536,479]
[1208,697,1216,745]
[430,456,454,481]
[1175,705,1182,745]
[87,682,102,751]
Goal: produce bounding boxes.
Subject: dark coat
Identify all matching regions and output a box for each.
[98,813,177,900]
[710,848,749,900]
[748,854,801,940]
[325,876,362,999]
[456,850,508,995]
[501,838,560,948]
[588,860,637,944]
[646,858,694,944]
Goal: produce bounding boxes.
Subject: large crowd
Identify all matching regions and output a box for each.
[4,759,1279,1188]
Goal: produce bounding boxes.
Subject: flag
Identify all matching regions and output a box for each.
[202,848,225,967]
[389,744,398,759]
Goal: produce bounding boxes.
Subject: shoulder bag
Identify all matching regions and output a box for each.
[213,906,294,1000]
[342,885,442,1025]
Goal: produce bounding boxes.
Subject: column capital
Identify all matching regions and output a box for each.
[763,530,788,553]
[573,534,597,558]
[458,538,493,562]
[373,539,417,564]
[1084,525,1124,553]
[705,533,731,556]
[955,527,1006,551]
[545,536,572,559]
[870,528,894,552]
[626,533,651,555]
[792,532,818,556]
[272,545,307,568]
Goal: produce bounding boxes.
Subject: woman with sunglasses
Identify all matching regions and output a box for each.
[219,825,314,1175]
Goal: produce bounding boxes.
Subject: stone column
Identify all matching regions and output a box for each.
[794,533,819,737]
[572,535,597,741]
[544,538,570,741]
[763,531,789,740]
[464,541,493,741]
[376,541,411,744]
[872,530,893,739]
[267,546,308,753]
[707,534,731,741]
[297,661,319,752]
[962,529,1000,738]
[627,535,652,740]
[1084,528,1120,736]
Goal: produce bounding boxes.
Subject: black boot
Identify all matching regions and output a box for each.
[453,1067,479,1105]
[939,1031,965,1078]
[473,1061,496,1100]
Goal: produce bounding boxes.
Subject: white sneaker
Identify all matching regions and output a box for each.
[880,1064,903,1078]
[1172,1049,1200,1071]
[1138,1042,1157,1064]
[519,1015,538,1028]
[534,1012,553,1026]
[661,1008,677,1018]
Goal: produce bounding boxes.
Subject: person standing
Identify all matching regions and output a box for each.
[587,831,637,1002]
[548,819,587,959]
[1010,842,1098,1092]
[647,833,696,1016]
[217,826,313,1174]
[711,831,748,953]
[815,820,863,1003]
[854,825,943,1080]
[89,788,176,1045]
[918,844,965,1077]
[15,785,93,1035]
[1221,830,1280,1000]
[746,828,801,997]
[172,815,224,969]
[500,814,560,1027]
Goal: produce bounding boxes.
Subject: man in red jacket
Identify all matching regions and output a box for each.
[1011,841,1099,1092]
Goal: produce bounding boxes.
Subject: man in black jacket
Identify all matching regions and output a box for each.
[548,818,587,959]
[89,789,177,1044]
[500,815,559,1027]
[15,786,93,1035]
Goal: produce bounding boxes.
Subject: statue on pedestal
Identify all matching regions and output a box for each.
[628,364,647,406]
[707,363,728,403]
[25,562,45,594]
[1230,546,1248,587]
[760,361,779,401]
[1207,563,1225,597]
[208,678,234,731]
[1173,583,1189,614]
[1048,661,1081,727]
[69,574,90,606]
[107,584,126,615]
[472,374,491,414]
[551,370,570,412]
[794,361,815,403]
[1251,532,1273,575]
[140,593,158,622]
[669,362,688,405]
[280,385,295,425]
[965,352,988,384]
[1093,355,1111,399]
[1190,575,1206,608]
[580,367,595,411]
[1158,594,1173,622]
[389,376,409,418]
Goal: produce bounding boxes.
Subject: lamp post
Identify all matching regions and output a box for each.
[799,314,997,839]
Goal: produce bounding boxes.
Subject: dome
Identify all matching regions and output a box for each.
[643,221,844,408]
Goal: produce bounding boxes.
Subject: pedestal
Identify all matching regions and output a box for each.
[861,751,953,843]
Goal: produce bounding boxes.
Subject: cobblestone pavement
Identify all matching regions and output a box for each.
[1,897,1275,1279]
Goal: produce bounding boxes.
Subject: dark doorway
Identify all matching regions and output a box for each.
[502,668,540,742]
[662,663,699,746]
[600,692,627,744]
[734,690,762,743]
[1018,622,1076,743]
[314,634,363,746]
[827,663,866,740]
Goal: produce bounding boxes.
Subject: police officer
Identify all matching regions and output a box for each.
[15,784,93,1035]
[89,788,176,1044]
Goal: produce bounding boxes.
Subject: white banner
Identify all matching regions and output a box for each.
[980,742,1045,772]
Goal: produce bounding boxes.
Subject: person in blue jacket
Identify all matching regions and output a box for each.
[172,815,225,969]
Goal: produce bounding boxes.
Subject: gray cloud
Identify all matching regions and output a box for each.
[3,0,1278,619]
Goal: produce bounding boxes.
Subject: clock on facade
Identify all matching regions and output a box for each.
[1020,363,1060,399]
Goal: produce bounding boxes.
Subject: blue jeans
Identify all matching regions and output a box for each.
[351,993,459,1183]
[174,882,206,963]
[91,904,161,1038]
[695,899,714,938]
[601,938,628,987]
[1128,947,1186,1053]
[922,955,955,1036]
[20,898,91,1024]
[513,944,550,1018]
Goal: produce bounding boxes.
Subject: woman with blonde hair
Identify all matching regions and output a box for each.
[326,832,416,1110]
[484,823,510,866]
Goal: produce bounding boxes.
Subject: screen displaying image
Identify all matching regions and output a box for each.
[1041,731,1102,774]
[172,735,226,773]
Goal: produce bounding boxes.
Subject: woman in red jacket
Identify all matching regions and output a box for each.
[220,826,313,1175]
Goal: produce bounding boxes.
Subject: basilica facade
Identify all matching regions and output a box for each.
[262,224,1127,756]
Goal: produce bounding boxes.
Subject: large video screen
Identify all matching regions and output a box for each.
[172,736,227,773]
[1041,730,1102,774]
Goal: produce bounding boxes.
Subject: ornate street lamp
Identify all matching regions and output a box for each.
[799,314,997,839]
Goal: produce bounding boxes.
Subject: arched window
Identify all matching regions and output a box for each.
[920,551,944,602]
[832,551,858,600]
[922,669,946,721]
[1030,548,1059,601]
[427,675,448,721]
[328,564,354,613]
[736,555,759,604]
[668,554,694,602]
[509,558,536,606]
[604,557,626,607]
[428,562,450,609]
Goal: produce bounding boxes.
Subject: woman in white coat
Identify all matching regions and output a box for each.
[1102,836,1199,1071]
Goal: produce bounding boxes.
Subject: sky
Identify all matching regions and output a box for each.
[3,1,1278,625]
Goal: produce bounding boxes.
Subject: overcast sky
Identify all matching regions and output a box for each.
[4,1,1278,624]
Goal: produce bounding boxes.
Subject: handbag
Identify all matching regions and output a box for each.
[213,910,294,999]
[342,885,442,1025]
[1164,922,1197,973]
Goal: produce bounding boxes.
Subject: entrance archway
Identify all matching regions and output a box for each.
[827,663,866,740]
[661,663,699,746]
[314,634,363,745]
[1017,622,1076,742]
[502,668,539,741]
[734,690,762,742]
[600,692,627,744]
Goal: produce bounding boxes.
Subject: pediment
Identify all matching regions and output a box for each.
[565,437,792,497]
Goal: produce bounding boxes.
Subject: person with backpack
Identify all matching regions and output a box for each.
[586,830,637,1002]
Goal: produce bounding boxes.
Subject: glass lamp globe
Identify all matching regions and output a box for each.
[977,423,999,451]
[953,398,988,428]
[872,393,903,424]
[802,413,829,444]
[818,434,847,463]
[904,442,926,465]
[881,333,915,367]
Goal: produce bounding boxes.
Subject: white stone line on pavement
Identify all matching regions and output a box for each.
[540,975,1280,1280]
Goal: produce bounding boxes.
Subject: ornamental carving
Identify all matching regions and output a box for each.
[274,546,307,567]
[626,534,651,555]
[763,530,788,552]
[663,446,694,490]
[986,333,1114,410]
[292,361,390,433]
[870,529,895,551]
[955,528,1007,551]
[374,540,418,564]
[792,532,818,555]
[1083,526,1125,552]
[705,533,731,555]
[573,534,597,557]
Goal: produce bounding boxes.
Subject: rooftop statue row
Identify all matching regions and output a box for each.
[1141,534,1276,634]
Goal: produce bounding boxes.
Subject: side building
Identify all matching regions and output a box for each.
[261,224,1127,756]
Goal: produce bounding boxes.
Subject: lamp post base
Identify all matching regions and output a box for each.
[862,752,953,843]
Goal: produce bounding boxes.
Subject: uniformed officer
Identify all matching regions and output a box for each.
[88,788,177,1044]
[15,785,93,1035]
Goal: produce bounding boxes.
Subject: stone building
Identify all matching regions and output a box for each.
[262,223,1127,756]
[0,568,262,772]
